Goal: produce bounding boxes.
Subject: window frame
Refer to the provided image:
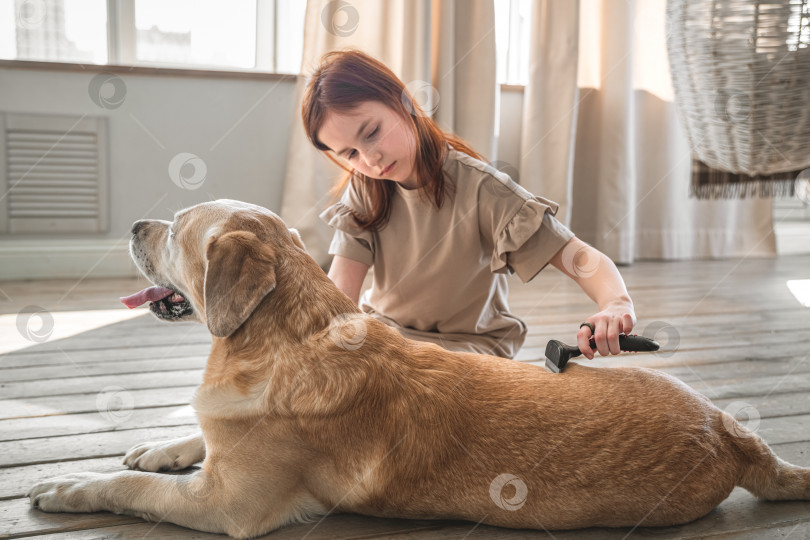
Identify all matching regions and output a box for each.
[3,0,301,77]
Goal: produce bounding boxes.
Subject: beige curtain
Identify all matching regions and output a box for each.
[280,0,497,266]
[519,0,777,262]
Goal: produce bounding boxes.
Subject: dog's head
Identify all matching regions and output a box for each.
[122,199,307,338]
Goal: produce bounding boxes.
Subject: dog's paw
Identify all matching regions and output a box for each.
[124,434,204,472]
[27,472,106,513]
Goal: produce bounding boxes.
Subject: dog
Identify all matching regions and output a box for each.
[28,199,810,538]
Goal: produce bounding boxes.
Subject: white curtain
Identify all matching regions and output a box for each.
[519,0,777,262]
[280,0,497,266]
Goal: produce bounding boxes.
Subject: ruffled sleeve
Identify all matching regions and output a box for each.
[318,182,375,267]
[480,175,574,283]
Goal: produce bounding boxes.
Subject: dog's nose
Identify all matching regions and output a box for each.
[131,220,147,235]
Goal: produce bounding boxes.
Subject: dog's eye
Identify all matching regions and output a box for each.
[169,230,176,240]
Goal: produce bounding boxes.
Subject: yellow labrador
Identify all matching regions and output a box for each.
[28,200,810,538]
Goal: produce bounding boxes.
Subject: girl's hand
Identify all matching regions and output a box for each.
[577,303,636,359]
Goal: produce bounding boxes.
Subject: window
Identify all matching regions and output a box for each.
[494,0,531,85]
[132,0,256,69]
[1,0,108,64]
[0,0,305,73]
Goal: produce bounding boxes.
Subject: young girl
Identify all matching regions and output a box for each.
[303,50,636,360]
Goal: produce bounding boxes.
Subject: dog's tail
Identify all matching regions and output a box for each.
[726,412,810,500]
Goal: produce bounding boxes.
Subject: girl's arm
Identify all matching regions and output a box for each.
[328,255,371,305]
[548,237,636,360]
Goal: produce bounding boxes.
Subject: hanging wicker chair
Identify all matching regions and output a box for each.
[666,0,810,177]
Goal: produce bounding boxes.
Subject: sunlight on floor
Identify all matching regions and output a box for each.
[787,279,810,308]
[0,308,147,354]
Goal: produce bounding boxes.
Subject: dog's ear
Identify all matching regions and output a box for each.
[204,231,276,338]
[289,228,306,250]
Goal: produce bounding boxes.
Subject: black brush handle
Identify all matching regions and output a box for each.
[589,334,660,353]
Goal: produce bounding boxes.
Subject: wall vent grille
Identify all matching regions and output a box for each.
[1,113,108,234]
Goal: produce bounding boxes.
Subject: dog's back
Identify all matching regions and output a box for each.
[295,330,809,530]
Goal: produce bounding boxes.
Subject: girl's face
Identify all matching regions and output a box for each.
[318,101,418,189]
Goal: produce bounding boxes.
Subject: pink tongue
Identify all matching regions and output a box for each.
[120,286,174,309]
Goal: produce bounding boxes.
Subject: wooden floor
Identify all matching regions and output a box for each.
[1,255,810,539]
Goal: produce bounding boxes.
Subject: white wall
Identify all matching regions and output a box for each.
[0,66,298,278]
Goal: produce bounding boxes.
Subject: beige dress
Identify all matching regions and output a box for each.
[319,149,574,358]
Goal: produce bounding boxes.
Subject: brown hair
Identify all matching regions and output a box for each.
[301,49,484,231]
